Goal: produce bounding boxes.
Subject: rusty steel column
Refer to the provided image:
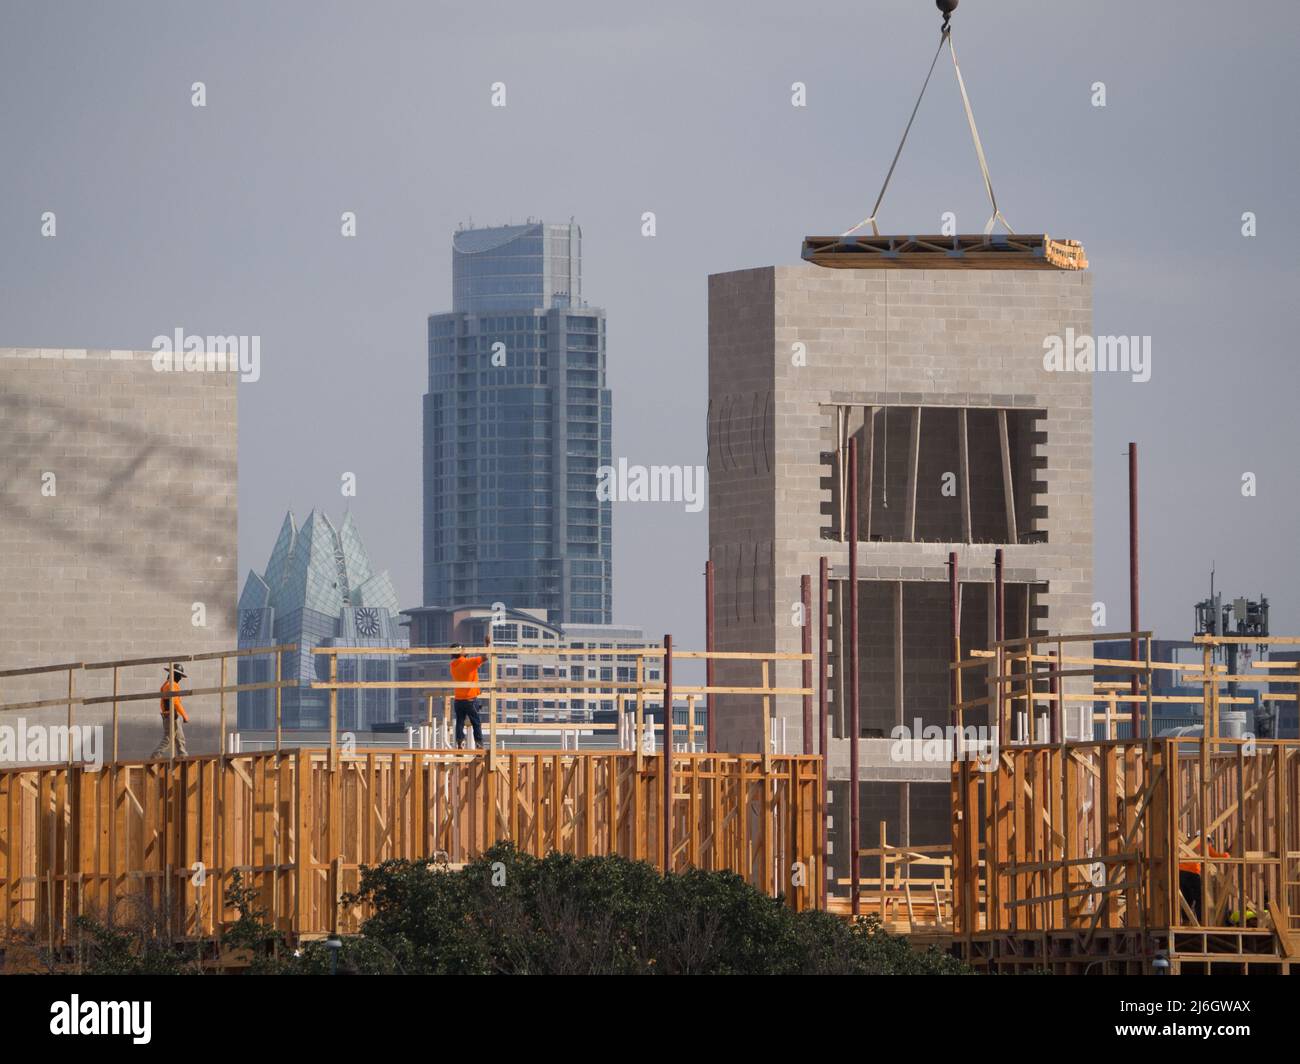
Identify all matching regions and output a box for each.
[801,574,813,755]
[994,547,1006,739]
[663,633,673,873]
[948,552,960,726]
[1049,665,1061,744]
[1129,441,1141,737]
[994,547,1005,643]
[704,559,715,751]
[847,437,861,916]
[818,555,829,910]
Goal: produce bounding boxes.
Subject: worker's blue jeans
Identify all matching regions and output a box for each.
[454,699,484,748]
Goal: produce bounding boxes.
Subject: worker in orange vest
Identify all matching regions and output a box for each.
[449,645,486,750]
[150,665,189,758]
[1178,835,1227,923]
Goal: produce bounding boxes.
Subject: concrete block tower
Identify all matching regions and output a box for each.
[707,245,1093,854]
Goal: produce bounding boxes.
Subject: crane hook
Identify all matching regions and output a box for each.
[937,0,958,33]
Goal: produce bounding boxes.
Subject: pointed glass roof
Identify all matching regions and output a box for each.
[237,509,400,618]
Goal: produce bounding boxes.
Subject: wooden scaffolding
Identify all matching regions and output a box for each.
[942,631,1300,973]
[0,641,822,956]
[0,748,822,951]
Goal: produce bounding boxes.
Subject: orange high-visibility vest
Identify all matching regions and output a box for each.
[160,679,189,722]
[1178,838,1226,876]
[449,656,484,701]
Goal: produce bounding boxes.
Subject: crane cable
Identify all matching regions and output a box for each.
[843,22,1013,238]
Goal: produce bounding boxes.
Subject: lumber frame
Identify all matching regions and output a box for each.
[937,631,1300,973]
[0,749,824,952]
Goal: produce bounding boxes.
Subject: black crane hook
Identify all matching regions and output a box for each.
[937,0,958,33]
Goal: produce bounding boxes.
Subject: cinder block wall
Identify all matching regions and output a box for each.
[708,264,1095,759]
[706,270,779,753]
[0,349,237,758]
[826,779,952,890]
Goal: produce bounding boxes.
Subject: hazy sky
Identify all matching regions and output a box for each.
[3,0,1298,647]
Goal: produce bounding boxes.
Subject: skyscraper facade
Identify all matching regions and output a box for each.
[237,510,407,731]
[423,222,612,624]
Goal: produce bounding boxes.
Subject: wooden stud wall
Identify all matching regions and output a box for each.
[0,749,823,948]
[939,632,1300,970]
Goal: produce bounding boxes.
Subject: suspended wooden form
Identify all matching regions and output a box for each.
[801,233,1088,271]
[0,748,823,954]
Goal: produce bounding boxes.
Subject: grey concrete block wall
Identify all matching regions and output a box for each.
[708,264,1095,771]
[706,270,780,752]
[0,348,237,759]
[826,779,951,891]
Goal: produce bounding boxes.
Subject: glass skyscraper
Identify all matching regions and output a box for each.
[237,510,407,731]
[423,222,612,624]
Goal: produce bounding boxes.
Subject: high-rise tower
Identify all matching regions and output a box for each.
[423,222,612,624]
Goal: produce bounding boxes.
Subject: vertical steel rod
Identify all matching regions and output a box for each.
[663,633,674,873]
[818,555,830,910]
[994,547,1006,738]
[994,547,1005,643]
[1129,441,1141,736]
[949,553,960,724]
[704,559,715,752]
[801,574,813,755]
[848,437,861,916]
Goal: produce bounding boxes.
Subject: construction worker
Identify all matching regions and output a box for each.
[449,645,486,750]
[1177,834,1227,923]
[1227,903,1259,927]
[150,665,189,758]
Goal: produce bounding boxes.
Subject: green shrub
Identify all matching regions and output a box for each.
[72,847,972,975]
[337,844,972,975]
[73,914,194,975]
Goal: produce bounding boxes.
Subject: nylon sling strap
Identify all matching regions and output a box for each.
[844,27,1013,238]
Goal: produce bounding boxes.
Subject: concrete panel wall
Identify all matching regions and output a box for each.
[0,348,237,759]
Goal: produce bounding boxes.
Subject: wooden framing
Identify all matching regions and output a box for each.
[934,631,1300,972]
[0,749,823,951]
[946,736,1300,971]
[0,643,813,755]
[0,640,825,957]
[819,633,1300,973]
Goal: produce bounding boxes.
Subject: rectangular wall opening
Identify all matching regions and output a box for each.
[821,404,1047,545]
